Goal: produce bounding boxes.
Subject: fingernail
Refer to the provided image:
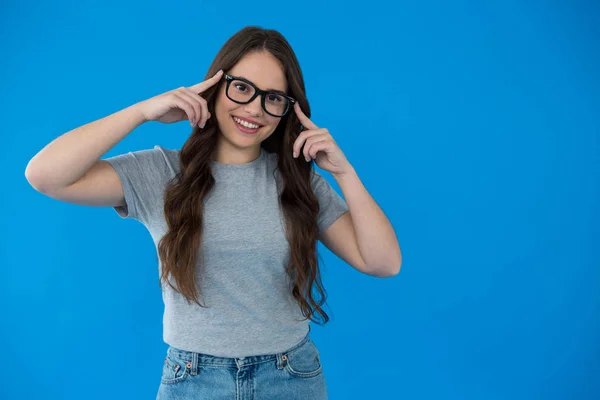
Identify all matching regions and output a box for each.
[191,120,195,127]
[200,122,205,128]
[293,151,297,158]
[305,156,310,162]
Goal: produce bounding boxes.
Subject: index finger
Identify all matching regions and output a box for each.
[188,69,224,94]
[294,102,319,130]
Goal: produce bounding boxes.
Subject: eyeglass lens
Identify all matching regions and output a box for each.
[227,79,289,116]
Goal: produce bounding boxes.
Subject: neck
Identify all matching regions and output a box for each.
[212,138,262,165]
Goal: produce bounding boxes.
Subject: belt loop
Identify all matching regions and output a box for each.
[191,352,198,375]
[276,352,286,369]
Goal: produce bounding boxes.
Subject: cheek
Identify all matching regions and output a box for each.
[265,116,281,131]
[215,92,233,115]
[215,99,238,128]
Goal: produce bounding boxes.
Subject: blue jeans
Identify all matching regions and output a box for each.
[156,327,328,399]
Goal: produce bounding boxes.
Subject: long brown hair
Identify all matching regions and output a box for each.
[157,26,330,324]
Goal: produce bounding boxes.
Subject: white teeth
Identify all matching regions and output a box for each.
[233,116,260,129]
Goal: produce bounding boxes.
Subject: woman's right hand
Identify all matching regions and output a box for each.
[135,69,223,128]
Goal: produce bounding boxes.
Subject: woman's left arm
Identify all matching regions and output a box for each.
[292,102,402,277]
[332,166,402,276]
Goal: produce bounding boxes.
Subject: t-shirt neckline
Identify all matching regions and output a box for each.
[210,147,265,170]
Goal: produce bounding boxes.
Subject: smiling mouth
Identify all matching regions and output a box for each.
[232,116,262,134]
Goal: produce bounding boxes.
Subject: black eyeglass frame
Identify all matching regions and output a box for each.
[224,74,297,117]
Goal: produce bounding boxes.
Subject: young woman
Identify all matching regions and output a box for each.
[25,26,402,399]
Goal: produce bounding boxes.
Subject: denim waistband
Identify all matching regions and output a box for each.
[166,325,312,373]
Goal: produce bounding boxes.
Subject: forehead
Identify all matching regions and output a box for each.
[228,51,287,92]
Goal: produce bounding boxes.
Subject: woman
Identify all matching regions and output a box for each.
[25,26,402,399]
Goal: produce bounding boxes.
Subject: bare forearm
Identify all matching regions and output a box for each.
[333,166,402,275]
[25,104,146,192]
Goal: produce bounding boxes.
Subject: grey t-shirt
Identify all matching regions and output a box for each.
[104,145,348,358]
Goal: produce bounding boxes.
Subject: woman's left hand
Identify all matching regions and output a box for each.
[292,102,353,177]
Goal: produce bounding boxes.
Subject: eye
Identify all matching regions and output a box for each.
[234,83,249,92]
[266,93,283,103]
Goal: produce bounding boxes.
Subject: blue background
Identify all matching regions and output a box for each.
[2,0,599,399]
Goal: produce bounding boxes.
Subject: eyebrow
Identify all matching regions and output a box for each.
[237,75,286,94]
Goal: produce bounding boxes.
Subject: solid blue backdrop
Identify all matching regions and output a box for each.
[2,0,599,399]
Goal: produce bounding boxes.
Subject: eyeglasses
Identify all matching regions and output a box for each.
[224,74,296,117]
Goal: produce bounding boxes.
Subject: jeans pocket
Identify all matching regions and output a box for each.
[161,354,190,385]
[284,339,323,379]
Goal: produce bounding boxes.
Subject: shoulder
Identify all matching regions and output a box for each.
[152,145,180,167]
[105,145,180,184]
[142,145,181,178]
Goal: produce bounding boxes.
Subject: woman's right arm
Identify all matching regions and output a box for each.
[24,69,223,207]
[24,104,146,207]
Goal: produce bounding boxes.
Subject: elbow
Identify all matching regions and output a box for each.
[25,164,43,191]
[25,164,49,193]
[369,260,402,278]
[376,251,402,278]
[25,160,58,194]
[388,262,402,277]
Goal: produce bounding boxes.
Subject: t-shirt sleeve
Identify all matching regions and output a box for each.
[103,146,170,224]
[310,169,349,238]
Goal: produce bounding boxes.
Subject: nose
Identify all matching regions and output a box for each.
[243,94,264,117]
